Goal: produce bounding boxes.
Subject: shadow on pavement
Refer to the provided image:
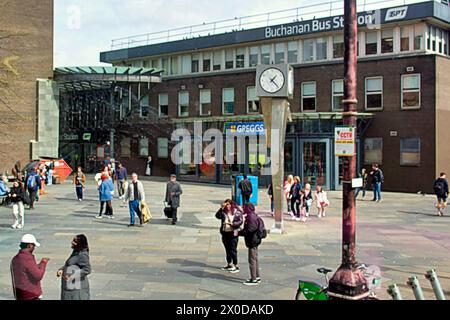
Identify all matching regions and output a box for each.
[178,270,243,284]
[167,258,218,270]
[399,211,450,218]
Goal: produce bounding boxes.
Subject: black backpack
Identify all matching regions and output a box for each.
[256,216,267,240]
[434,180,446,196]
[240,180,252,195]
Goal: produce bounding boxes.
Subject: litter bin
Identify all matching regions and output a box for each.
[232,175,258,206]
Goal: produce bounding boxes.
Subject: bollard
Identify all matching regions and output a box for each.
[407,276,425,300]
[425,269,446,300]
[387,284,403,300]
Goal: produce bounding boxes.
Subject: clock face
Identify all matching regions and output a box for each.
[259,68,285,94]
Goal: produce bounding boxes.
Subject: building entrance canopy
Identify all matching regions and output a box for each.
[54,66,163,91]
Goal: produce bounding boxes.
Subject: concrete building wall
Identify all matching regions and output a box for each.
[0,0,54,173]
[435,55,450,179]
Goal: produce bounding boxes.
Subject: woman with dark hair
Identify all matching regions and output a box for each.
[215,199,243,273]
[57,234,91,300]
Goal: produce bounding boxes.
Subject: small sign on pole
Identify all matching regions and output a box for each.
[335,126,356,157]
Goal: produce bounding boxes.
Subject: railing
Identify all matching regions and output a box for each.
[110,0,438,50]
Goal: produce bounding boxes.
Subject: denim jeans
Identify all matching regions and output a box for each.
[75,186,83,200]
[129,200,142,225]
[373,183,382,201]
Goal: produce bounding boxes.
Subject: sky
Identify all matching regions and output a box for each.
[53,0,411,67]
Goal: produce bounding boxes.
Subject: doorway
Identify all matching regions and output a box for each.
[300,139,331,190]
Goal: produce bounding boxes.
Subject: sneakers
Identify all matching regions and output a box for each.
[228,266,240,274]
[16,225,23,229]
[107,215,115,220]
[256,278,261,283]
[243,279,259,286]
[11,224,18,229]
[291,216,297,221]
[295,217,301,222]
[95,215,103,219]
[301,217,307,222]
[78,199,82,202]
[127,224,135,227]
[221,265,232,271]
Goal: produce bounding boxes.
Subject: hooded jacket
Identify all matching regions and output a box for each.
[11,250,48,300]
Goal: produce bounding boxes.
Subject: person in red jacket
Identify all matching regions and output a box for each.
[10,234,49,300]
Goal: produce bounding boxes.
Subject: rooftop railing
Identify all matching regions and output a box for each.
[110,0,441,50]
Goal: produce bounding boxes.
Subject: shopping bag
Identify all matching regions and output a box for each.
[141,201,152,224]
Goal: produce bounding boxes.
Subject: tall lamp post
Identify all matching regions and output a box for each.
[327,0,369,300]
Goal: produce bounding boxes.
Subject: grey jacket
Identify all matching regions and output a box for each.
[60,249,91,300]
[125,180,146,202]
[165,181,182,208]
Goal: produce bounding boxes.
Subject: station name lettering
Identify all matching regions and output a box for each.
[265,14,375,39]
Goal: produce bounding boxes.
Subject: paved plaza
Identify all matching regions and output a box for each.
[0,177,449,300]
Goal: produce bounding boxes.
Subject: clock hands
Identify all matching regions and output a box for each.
[270,75,279,88]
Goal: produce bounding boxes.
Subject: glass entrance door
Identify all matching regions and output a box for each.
[284,139,296,177]
[301,140,330,190]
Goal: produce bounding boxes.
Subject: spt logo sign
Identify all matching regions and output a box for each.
[385,6,408,22]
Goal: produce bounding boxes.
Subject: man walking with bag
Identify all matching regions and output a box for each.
[124,173,146,227]
[434,172,449,216]
[238,175,253,205]
[165,174,183,225]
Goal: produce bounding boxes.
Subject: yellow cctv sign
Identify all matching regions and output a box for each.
[335,126,356,157]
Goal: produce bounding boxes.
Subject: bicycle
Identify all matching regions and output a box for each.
[295,264,381,300]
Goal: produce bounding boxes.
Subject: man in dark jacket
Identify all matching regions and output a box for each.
[238,175,253,205]
[239,203,263,286]
[7,181,26,229]
[26,170,41,210]
[115,163,128,199]
[165,174,183,225]
[370,164,384,202]
[434,172,449,216]
[11,234,49,300]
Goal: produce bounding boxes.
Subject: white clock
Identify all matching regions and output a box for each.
[259,68,285,94]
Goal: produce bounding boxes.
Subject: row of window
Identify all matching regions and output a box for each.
[121,136,170,159]
[126,24,438,76]
[365,137,421,166]
[141,73,421,118]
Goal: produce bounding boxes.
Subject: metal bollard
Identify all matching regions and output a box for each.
[407,276,425,300]
[387,284,403,300]
[425,269,446,300]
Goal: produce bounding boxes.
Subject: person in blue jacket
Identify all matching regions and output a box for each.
[0,174,9,197]
[96,174,114,219]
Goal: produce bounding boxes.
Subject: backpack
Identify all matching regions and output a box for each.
[434,180,445,196]
[256,216,267,240]
[240,180,252,195]
[27,175,36,189]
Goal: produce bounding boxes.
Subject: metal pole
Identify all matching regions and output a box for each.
[425,269,446,300]
[387,284,403,300]
[327,0,368,300]
[407,276,426,300]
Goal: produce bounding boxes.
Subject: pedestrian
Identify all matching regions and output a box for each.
[239,203,265,286]
[124,173,146,227]
[6,181,25,229]
[0,174,10,197]
[303,183,313,219]
[47,162,54,186]
[289,176,302,221]
[57,234,91,300]
[26,169,40,210]
[267,183,274,215]
[433,172,449,217]
[238,174,253,205]
[115,162,128,199]
[73,166,86,201]
[370,164,384,202]
[215,199,243,274]
[146,156,153,176]
[96,174,114,219]
[10,234,49,300]
[165,174,183,225]
[315,185,330,218]
[284,175,294,213]
[355,168,368,200]
[38,169,46,196]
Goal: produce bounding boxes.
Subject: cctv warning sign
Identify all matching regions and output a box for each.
[335,126,356,157]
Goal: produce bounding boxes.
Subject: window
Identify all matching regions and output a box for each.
[222,88,235,115]
[332,80,344,110]
[181,55,191,74]
[225,49,234,69]
[213,51,222,70]
[162,58,169,75]
[203,52,212,72]
[247,86,260,114]
[151,59,159,69]
[333,35,344,58]
[401,138,420,166]
[191,54,199,73]
[303,39,314,61]
[143,60,150,68]
[261,45,271,64]
[199,89,211,116]
[316,37,328,60]
[365,31,378,55]
[437,28,443,53]
[178,91,189,117]
[121,137,131,157]
[249,46,259,67]
[414,25,424,50]
[159,93,168,117]
[275,43,285,63]
[140,95,150,118]
[236,48,245,68]
[381,29,394,53]
[402,74,421,109]
[443,30,448,54]
[158,138,169,158]
[365,77,383,110]
[364,138,382,165]
[301,82,316,111]
[400,27,411,52]
[432,26,437,51]
[288,41,298,63]
[139,138,149,157]
[170,56,178,75]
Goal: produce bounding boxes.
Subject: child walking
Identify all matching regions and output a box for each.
[315,185,330,218]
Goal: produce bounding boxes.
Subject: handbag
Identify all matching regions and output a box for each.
[163,202,173,218]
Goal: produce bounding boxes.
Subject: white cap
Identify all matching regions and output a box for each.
[20,234,41,247]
